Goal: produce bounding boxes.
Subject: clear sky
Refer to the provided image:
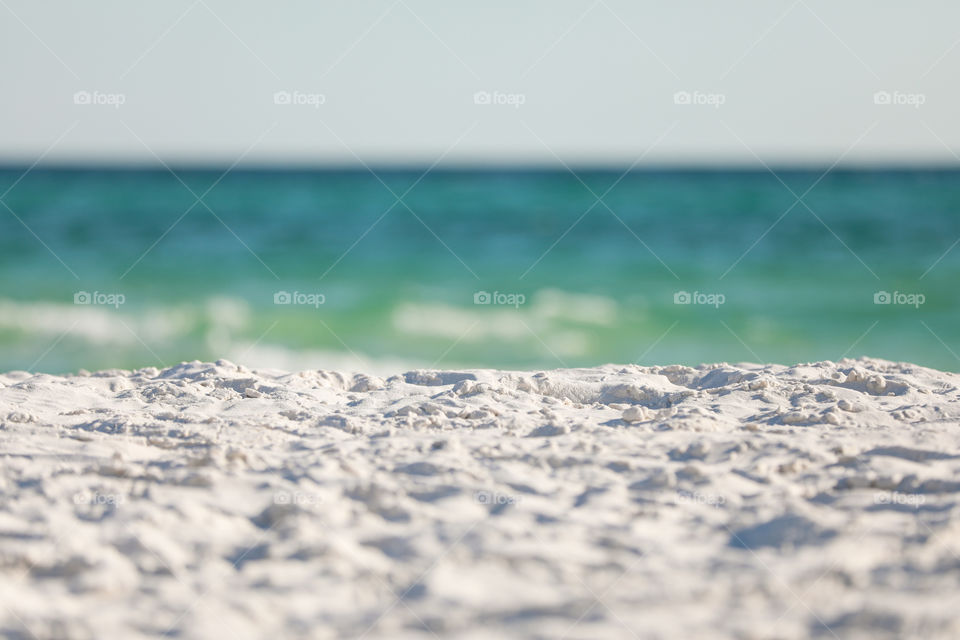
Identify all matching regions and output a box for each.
[1,0,958,166]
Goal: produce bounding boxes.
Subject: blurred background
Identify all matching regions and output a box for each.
[1,1,958,373]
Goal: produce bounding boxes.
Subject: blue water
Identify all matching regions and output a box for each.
[1,167,958,373]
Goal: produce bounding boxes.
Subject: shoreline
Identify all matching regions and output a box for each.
[2,357,959,638]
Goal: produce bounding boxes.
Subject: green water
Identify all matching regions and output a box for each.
[0,167,957,373]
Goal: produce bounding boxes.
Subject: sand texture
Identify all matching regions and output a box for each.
[2,357,960,639]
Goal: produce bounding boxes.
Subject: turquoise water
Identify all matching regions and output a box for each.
[1,167,958,373]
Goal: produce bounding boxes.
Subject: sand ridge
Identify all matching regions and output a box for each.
[1,357,960,639]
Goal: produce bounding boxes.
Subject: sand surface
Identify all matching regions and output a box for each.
[2,357,960,639]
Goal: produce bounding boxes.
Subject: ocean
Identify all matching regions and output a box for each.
[1,167,957,373]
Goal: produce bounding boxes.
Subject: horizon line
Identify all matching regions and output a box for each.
[1,160,959,174]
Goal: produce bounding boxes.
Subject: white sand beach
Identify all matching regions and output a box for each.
[2,357,960,639]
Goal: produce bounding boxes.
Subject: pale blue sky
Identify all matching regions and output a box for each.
[1,0,958,166]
